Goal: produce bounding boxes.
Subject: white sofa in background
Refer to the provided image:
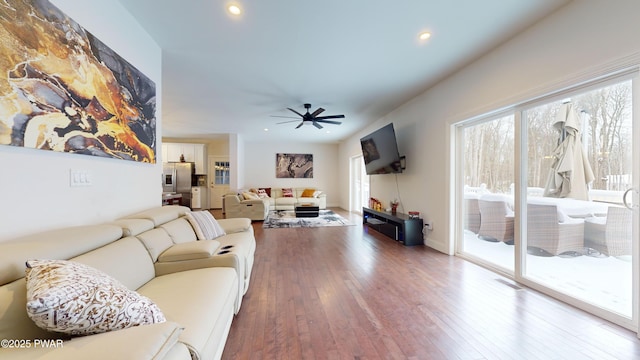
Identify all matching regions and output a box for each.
[244,187,326,211]
[223,192,270,220]
[0,205,255,360]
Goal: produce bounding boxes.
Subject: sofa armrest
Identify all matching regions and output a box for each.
[154,253,241,277]
[216,218,252,234]
[157,241,221,262]
[240,199,266,206]
[0,322,184,360]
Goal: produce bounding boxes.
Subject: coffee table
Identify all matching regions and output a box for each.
[295,203,320,218]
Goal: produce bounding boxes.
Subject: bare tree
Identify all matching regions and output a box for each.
[463,80,631,196]
[576,81,631,190]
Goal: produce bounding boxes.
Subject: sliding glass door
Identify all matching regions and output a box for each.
[350,155,369,214]
[459,115,515,272]
[455,72,639,330]
[523,80,636,321]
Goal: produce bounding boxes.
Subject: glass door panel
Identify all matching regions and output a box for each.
[523,80,634,318]
[350,155,369,213]
[460,115,515,272]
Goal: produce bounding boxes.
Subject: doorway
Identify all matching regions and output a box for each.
[208,156,230,209]
[350,155,369,214]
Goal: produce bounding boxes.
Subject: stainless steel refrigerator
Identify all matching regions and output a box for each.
[162,162,195,207]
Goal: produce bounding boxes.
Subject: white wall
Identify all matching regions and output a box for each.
[339,0,640,253]
[0,0,162,241]
[243,141,340,206]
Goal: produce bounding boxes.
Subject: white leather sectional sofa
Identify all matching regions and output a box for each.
[223,187,327,220]
[267,188,326,210]
[0,205,254,360]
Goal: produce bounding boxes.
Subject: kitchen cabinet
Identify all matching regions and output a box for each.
[194,144,206,173]
[163,143,207,174]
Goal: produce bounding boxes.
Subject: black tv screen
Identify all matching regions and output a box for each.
[360,123,403,175]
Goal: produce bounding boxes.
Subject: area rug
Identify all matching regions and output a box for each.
[262,210,354,229]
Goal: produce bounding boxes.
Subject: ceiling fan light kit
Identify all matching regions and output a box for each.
[273,103,344,129]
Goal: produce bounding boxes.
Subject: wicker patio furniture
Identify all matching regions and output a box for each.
[464,193,481,234]
[478,194,514,243]
[584,206,631,257]
[526,203,584,255]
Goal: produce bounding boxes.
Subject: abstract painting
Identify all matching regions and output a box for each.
[276,153,313,178]
[0,0,156,163]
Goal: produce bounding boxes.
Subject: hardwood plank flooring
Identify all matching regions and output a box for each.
[216,208,640,359]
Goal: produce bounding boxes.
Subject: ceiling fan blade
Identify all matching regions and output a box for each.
[315,114,345,120]
[313,121,323,129]
[287,107,305,117]
[276,120,301,124]
[295,121,304,129]
[270,115,300,119]
[315,120,342,125]
[310,108,325,117]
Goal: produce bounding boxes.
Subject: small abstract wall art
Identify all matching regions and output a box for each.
[276,153,313,178]
[0,0,156,163]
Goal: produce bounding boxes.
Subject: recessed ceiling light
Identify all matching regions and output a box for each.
[418,31,432,41]
[227,4,242,15]
[264,128,269,132]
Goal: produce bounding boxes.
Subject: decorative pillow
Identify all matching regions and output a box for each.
[301,188,316,198]
[25,259,165,336]
[313,190,323,198]
[282,188,294,197]
[242,191,260,200]
[258,187,271,197]
[257,188,269,198]
[185,211,226,240]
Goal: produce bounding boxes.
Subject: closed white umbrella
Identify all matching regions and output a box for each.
[543,103,595,200]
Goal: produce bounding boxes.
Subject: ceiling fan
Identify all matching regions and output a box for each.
[272,103,344,129]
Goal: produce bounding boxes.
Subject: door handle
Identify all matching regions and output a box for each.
[623,188,636,210]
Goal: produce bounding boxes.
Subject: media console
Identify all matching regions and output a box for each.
[362,207,424,246]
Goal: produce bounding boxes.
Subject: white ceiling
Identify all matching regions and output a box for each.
[118,0,569,144]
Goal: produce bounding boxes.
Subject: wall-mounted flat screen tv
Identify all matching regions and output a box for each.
[360,123,403,175]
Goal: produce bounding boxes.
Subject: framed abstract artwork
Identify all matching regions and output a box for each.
[0,0,156,163]
[276,153,313,178]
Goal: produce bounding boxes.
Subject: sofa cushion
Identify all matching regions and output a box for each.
[112,218,155,237]
[217,218,253,234]
[301,188,316,197]
[0,225,123,286]
[242,191,260,200]
[158,240,221,262]
[282,188,294,197]
[124,205,190,226]
[60,322,184,360]
[71,236,156,291]
[160,218,199,244]
[137,268,238,360]
[137,228,175,262]
[185,211,226,240]
[256,188,269,199]
[275,197,298,206]
[25,259,165,336]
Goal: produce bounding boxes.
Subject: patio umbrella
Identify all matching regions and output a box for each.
[543,103,595,200]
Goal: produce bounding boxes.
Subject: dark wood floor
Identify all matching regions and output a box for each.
[217,208,640,359]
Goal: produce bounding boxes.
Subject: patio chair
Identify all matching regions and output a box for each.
[464,193,481,234]
[584,206,631,257]
[478,194,514,243]
[527,203,584,255]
